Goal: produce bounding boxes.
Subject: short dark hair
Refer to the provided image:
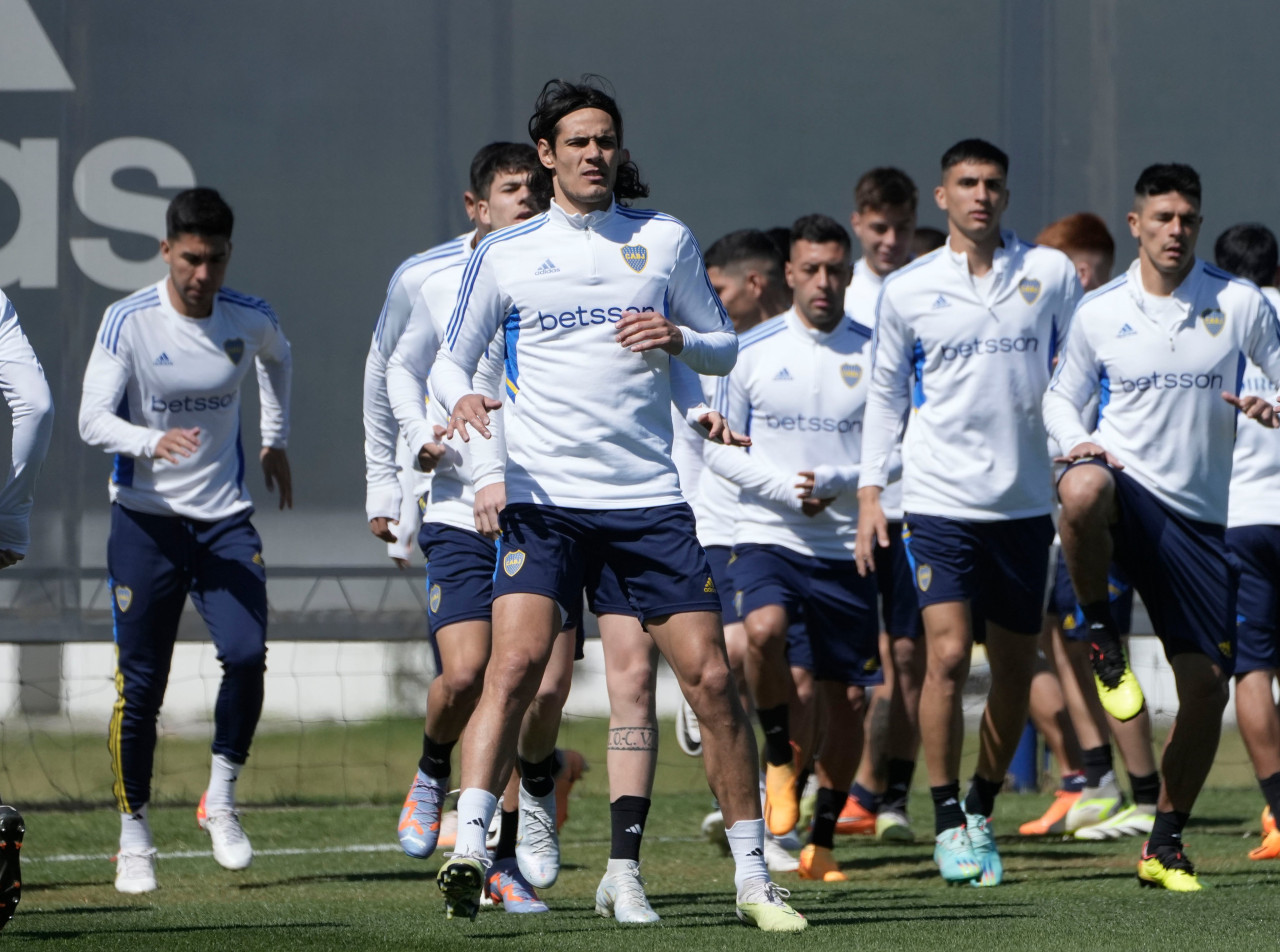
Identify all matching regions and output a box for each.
[940,138,1009,175]
[790,214,851,252]
[1133,163,1201,204]
[166,187,233,240]
[527,75,649,202]
[704,229,785,284]
[766,227,792,262]
[1215,223,1278,287]
[469,142,540,200]
[854,167,918,214]
[912,227,947,256]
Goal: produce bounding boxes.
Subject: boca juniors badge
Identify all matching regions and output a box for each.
[1018,278,1042,304]
[621,245,648,273]
[916,564,932,592]
[115,585,133,613]
[1200,308,1226,336]
[503,550,526,577]
[223,338,245,364]
[840,363,862,387]
[429,584,442,613]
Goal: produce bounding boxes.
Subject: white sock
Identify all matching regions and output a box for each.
[726,818,769,892]
[455,788,499,856]
[120,804,153,853]
[606,857,638,874]
[204,753,242,815]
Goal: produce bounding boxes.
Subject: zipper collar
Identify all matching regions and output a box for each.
[548,196,617,231]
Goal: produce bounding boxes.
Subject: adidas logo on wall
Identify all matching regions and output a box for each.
[534,259,560,275]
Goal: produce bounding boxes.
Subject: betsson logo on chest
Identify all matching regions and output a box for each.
[1117,372,1224,393]
[150,391,237,413]
[940,336,1040,361]
[764,414,862,434]
[536,305,656,331]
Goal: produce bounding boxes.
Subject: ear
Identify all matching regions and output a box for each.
[850,210,861,233]
[621,147,630,166]
[746,269,765,300]
[537,138,556,170]
[462,190,478,222]
[933,184,947,212]
[160,238,172,263]
[1126,209,1141,240]
[784,259,796,291]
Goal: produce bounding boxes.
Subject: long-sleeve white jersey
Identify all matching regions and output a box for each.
[861,231,1081,521]
[1229,286,1280,527]
[0,292,54,554]
[433,199,737,509]
[1045,259,1280,526]
[719,310,873,559]
[79,279,292,521]
[362,233,472,521]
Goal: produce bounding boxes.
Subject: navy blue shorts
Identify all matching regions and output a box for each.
[1226,525,1280,674]
[1048,547,1134,639]
[705,545,741,623]
[585,559,640,621]
[732,543,882,685]
[495,503,719,625]
[875,522,920,639]
[419,523,498,661]
[1061,460,1238,673]
[901,514,1054,636]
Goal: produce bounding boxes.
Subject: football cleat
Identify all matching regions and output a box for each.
[735,879,807,933]
[486,857,549,914]
[934,825,981,883]
[964,813,1002,887]
[876,808,914,843]
[763,834,800,872]
[1249,829,1280,860]
[1089,630,1145,721]
[1137,841,1202,891]
[114,848,159,894]
[397,770,448,859]
[835,794,877,836]
[1065,780,1124,833]
[676,698,703,757]
[763,758,800,837]
[797,843,846,882]
[1074,802,1154,841]
[0,806,23,929]
[197,791,252,870]
[516,786,560,888]
[437,852,489,920]
[1263,805,1276,836]
[595,860,660,923]
[1018,789,1080,836]
[553,749,587,831]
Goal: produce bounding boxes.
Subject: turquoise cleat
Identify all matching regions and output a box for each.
[934,824,981,883]
[964,813,1003,887]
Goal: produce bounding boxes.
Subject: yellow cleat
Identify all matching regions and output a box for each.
[1136,841,1202,892]
[1089,634,1145,722]
[1249,829,1280,860]
[798,843,846,882]
[764,760,800,838]
[736,880,807,932]
[875,808,914,843]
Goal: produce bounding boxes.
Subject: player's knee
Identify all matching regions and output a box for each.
[440,665,486,707]
[928,639,970,679]
[743,611,786,652]
[1057,466,1113,520]
[219,644,267,672]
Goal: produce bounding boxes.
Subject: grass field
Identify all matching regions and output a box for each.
[7,719,1280,949]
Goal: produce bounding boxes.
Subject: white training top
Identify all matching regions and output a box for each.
[0,292,54,554]
[79,279,292,521]
[1045,259,1280,526]
[861,231,1081,521]
[714,309,873,559]
[1229,286,1280,528]
[362,233,472,522]
[433,198,737,509]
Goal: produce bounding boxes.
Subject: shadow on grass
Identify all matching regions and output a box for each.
[239,870,427,889]
[17,906,142,916]
[10,921,346,942]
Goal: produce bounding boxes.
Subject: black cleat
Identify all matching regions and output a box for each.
[0,805,24,930]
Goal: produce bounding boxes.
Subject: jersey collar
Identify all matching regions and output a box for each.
[1123,257,1205,320]
[548,196,617,230]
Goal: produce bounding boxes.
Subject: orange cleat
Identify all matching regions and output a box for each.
[1250,828,1280,860]
[798,843,846,882]
[1263,805,1276,836]
[834,795,876,836]
[1018,790,1081,836]
[764,759,800,837]
[554,749,588,831]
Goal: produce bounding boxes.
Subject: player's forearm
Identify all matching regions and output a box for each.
[0,366,53,551]
[811,463,860,498]
[430,348,480,418]
[858,389,908,489]
[704,442,802,510]
[1042,389,1093,452]
[362,347,402,512]
[256,350,291,448]
[675,327,738,376]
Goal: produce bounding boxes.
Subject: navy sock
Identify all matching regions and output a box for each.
[1082,745,1115,788]
[810,787,845,849]
[883,758,916,812]
[963,775,1003,819]
[419,733,454,780]
[757,704,792,766]
[1148,809,1190,851]
[494,808,518,860]
[1258,771,1280,821]
[849,781,881,813]
[1061,771,1087,793]
[609,795,651,862]
[1129,770,1160,806]
[932,781,966,835]
[519,753,557,798]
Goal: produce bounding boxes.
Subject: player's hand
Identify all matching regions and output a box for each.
[392,556,411,570]
[474,482,507,540]
[0,549,23,570]
[261,446,293,509]
[447,394,501,442]
[1224,391,1279,428]
[369,516,398,543]
[800,497,832,517]
[695,410,751,447]
[615,312,684,356]
[796,471,818,499]
[152,427,201,464]
[854,486,889,576]
[1054,441,1124,469]
[417,442,447,472]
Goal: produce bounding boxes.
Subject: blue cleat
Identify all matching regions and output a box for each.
[398,770,448,859]
[487,857,549,914]
[965,813,1003,887]
[934,824,981,883]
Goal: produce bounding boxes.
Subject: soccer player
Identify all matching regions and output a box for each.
[79,188,292,893]
[857,139,1081,885]
[838,168,924,843]
[911,227,947,258]
[1214,222,1280,860]
[0,289,54,929]
[717,214,880,882]
[1044,164,1280,890]
[432,77,804,931]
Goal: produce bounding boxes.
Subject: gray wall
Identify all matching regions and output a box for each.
[3,0,1279,572]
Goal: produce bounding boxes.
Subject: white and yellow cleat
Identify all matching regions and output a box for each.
[736,879,807,933]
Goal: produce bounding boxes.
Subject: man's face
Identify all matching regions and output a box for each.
[787,240,852,331]
[161,232,230,317]
[538,107,624,209]
[1066,249,1114,293]
[476,169,539,234]
[851,204,916,277]
[934,160,1008,245]
[708,263,765,332]
[1127,192,1201,277]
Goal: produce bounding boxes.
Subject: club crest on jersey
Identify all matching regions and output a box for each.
[1018,278,1042,304]
[429,584,442,613]
[503,550,526,577]
[916,564,932,592]
[840,363,862,388]
[1200,308,1226,337]
[621,245,648,273]
[114,585,133,613]
[223,338,245,364]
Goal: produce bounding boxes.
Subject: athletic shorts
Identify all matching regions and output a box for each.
[875,522,920,639]
[705,545,741,622]
[495,503,719,625]
[1060,460,1238,673]
[1048,547,1134,639]
[1226,524,1280,674]
[732,543,882,685]
[901,513,1054,636]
